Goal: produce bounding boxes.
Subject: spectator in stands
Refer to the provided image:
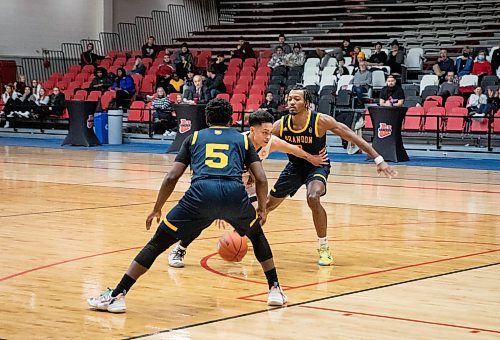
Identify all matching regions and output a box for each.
[183,70,195,96]
[183,75,209,104]
[47,87,66,116]
[17,86,36,118]
[385,40,404,75]
[80,43,107,67]
[211,53,227,75]
[89,67,112,93]
[351,60,372,107]
[1,84,19,121]
[333,58,349,82]
[174,43,194,79]
[142,36,159,59]
[319,38,354,70]
[350,46,362,67]
[231,37,255,60]
[341,38,354,57]
[169,73,184,93]
[156,54,176,92]
[205,69,226,99]
[472,50,492,78]
[467,86,489,116]
[437,71,459,101]
[379,75,405,107]
[273,34,292,54]
[260,91,280,120]
[268,46,286,71]
[433,49,455,83]
[175,93,183,104]
[367,42,387,66]
[131,56,146,76]
[491,43,500,76]
[31,79,42,97]
[15,75,27,94]
[151,87,176,136]
[455,47,474,77]
[111,68,135,109]
[487,87,499,114]
[34,88,50,107]
[285,43,305,68]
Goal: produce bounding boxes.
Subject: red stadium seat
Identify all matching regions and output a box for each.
[243,58,257,69]
[87,91,102,102]
[168,92,179,103]
[424,107,445,131]
[423,100,439,114]
[56,81,69,91]
[470,118,489,133]
[445,107,467,132]
[403,107,423,131]
[100,91,115,111]
[216,93,230,101]
[81,65,94,75]
[425,96,443,106]
[233,84,249,95]
[231,93,246,105]
[68,64,81,74]
[127,101,146,122]
[363,109,373,129]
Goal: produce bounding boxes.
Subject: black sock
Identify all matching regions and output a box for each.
[264,268,279,289]
[112,274,136,297]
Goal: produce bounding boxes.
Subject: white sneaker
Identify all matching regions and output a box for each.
[4,121,9,128]
[163,130,169,136]
[19,111,31,118]
[7,113,15,118]
[168,244,186,268]
[267,283,287,306]
[168,131,176,137]
[87,288,126,313]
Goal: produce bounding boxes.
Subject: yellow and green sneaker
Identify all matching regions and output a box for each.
[318,245,333,266]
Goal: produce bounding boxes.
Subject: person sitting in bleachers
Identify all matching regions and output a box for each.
[169,73,184,93]
[89,67,113,93]
[183,75,210,104]
[210,54,227,75]
[491,44,500,76]
[205,69,226,99]
[351,60,372,108]
[319,38,354,70]
[151,87,176,136]
[17,86,36,118]
[433,49,455,83]
[467,86,489,116]
[472,50,492,79]
[31,79,42,97]
[182,70,195,97]
[231,37,255,60]
[268,46,286,71]
[285,43,306,68]
[367,42,387,66]
[15,75,27,94]
[142,36,159,59]
[47,87,66,116]
[487,87,499,114]
[379,75,405,107]
[1,84,19,123]
[131,56,146,76]
[437,71,459,101]
[350,46,362,67]
[80,43,107,67]
[156,53,176,92]
[455,47,474,78]
[111,68,135,109]
[272,34,292,54]
[333,58,349,82]
[385,40,404,75]
[260,91,280,121]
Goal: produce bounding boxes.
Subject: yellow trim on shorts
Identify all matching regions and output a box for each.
[243,133,249,150]
[313,173,327,182]
[279,117,284,138]
[163,217,178,232]
[271,187,276,192]
[249,211,258,227]
[191,131,198,145]
[288,110,311,133]
[314,112,321,137]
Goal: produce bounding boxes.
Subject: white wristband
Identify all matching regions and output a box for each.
[374,156,384,165]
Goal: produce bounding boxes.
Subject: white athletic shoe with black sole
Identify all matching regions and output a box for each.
[168,244,186,268]
[87,288,126,313]
[267,283,288,306]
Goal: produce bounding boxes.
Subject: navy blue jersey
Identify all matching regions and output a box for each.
[175,127,260,182]
[279,111,328,164]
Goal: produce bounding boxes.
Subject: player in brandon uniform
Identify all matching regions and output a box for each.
[268,85,398,266]
[87,99,287,313]
[167,109,328,268]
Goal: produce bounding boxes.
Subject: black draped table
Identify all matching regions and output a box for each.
[368,106,409,162]
[168,104,208,152]
[62,100,100,147]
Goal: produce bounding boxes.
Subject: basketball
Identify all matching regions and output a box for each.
[217,231,248,262]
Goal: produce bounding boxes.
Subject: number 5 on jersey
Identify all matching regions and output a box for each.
[205,143,229,169]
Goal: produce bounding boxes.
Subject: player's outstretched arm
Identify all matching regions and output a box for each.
[320,115,398,178]
[249,161,268,226]
[271,119,282,137]
[146,162,188,230]
[271,137,329,166]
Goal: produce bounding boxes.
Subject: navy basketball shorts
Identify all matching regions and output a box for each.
[270,162,331,198]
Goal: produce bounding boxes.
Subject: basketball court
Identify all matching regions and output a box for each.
[0,146,499,339]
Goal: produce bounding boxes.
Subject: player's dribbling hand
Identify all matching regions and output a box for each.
[146,209,162,230]
[377,162,398,179]
[257,208,267,226]
[215,219,228,229]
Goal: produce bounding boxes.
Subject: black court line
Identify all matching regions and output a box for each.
[124,262,499,339]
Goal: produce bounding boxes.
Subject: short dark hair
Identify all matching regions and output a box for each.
[276,46,283,51]
[279,33,285,38]
[288,85,313,106]
[205,98,233,126]
[265,90,273,96]
[249,109,274,127]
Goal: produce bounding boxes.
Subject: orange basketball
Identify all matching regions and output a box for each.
[217,230,248,262]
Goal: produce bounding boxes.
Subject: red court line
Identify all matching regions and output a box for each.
[300,305,500,334]
[238,248,500,301]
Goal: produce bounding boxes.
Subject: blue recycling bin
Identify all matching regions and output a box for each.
[94,112,108,144]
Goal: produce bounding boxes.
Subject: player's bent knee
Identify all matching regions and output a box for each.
[135,227,177,269]
[306,191,321,208]
[247,224,273,263]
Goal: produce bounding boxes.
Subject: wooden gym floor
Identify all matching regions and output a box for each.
[0,146,498,339]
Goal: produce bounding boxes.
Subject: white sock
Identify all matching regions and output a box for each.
[318,237,328,248]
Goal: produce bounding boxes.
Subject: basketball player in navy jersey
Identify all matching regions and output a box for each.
[269,85,397,266]
[167,109,329,268]
[87,99,287,313]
